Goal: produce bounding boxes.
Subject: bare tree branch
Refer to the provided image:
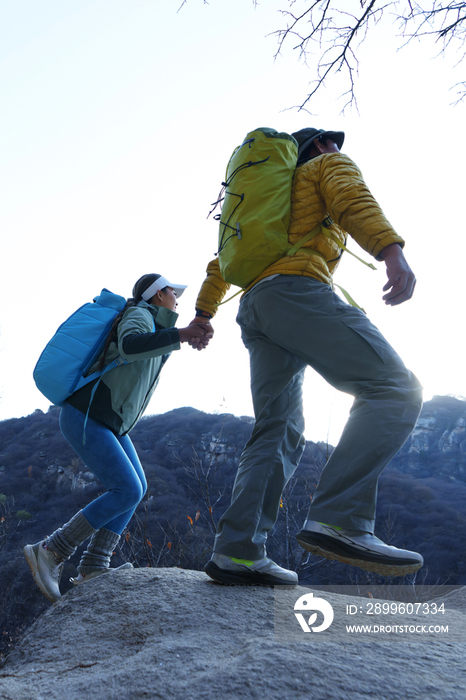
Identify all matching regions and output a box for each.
[179,2,466,107]
[270,1,466,109]
[270,1,393,111]
[177,0,210,13]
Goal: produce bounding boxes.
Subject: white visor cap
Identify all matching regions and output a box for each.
[141,276,188,302]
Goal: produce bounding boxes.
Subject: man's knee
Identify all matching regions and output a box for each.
[396,371,423,428]
[402,370,423,405]
[366,368,422,424]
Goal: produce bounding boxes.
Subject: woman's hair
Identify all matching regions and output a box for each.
[132,273,161,302]
[98,273,165,369]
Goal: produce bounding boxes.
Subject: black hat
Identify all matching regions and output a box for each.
[291,128,345,166]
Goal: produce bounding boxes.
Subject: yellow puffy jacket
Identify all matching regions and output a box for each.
[196,152,404,317]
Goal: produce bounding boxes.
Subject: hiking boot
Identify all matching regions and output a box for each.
[297,521,424,577]
[70,562,133,586]
[23,540,64,602]
[205,553,298,587]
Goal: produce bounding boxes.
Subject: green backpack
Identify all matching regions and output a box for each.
[212,127,307,289]
[211,126,375,302]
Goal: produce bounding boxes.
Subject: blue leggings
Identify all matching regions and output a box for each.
[59,403,147,535]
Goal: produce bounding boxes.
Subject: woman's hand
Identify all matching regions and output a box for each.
[178,322,214,350]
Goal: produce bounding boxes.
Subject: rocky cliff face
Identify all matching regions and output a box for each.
[0,568,465,700]
[390,396,466,482]
[158,398,466,485]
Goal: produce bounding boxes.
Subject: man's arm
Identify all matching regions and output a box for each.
[317,153,405,259]
[194,258,230,318]
[315,154,415,305]
[377,243,416,306]
[187,258,231,349]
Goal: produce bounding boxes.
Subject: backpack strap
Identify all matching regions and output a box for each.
[286,218,331,257]
[82,357,127,444]
[333,284,366,314]
[287,217,375,313]
[81,315,156,443]
[216,218,375,311]
[288,217,376,269]
[320,227,376,270]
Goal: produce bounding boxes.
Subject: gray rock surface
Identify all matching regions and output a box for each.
[0,568,465,700]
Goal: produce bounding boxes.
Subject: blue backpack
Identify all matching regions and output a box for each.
[33,288,128,407]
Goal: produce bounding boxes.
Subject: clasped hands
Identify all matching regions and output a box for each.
[178,316,214,351]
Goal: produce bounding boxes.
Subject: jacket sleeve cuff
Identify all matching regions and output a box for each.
[372,236,405,260]
[195,308,212,319]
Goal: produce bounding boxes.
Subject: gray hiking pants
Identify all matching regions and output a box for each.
[213,276,422,561]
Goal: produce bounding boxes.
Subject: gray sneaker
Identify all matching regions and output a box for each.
[297,521,424,577]
[23,540,64,602]
[205,553,298,587]
[70,562,133,586]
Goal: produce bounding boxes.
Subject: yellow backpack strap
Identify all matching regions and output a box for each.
[288,217,375,269]
[333,284,366,314]
[287,217,373,314]
[286,220,325,257]
[217,218,375,311]
[320,225,376,270]
[217,218,328,306]
[215,287,243,307]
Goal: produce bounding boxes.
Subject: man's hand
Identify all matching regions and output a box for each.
[178,322,213,351]
[184,316,214,351]
[378,244,416,306]
[189,316,214,335]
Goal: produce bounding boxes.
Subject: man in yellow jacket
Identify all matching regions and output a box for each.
[192,128,423,587]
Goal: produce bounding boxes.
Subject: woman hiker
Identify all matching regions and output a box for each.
[24,273,213,602]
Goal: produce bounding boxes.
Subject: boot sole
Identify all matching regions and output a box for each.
[23,545,61,603]
[296,531,423,577]
[204,561,297,587]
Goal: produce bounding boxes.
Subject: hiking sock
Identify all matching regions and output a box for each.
[77,528,120,575]
[47,510,97,560]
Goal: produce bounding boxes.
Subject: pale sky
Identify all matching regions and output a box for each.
[1,0,465,445]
